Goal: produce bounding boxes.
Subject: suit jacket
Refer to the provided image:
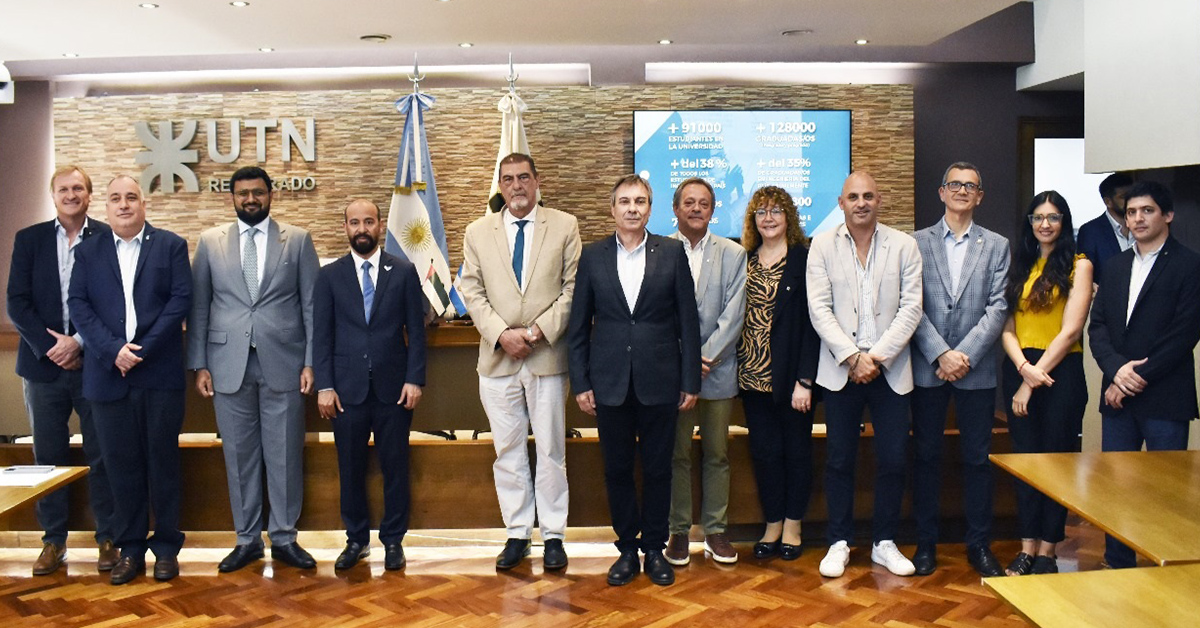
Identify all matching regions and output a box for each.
[806,222,923,394]
[1089,237,1200,421]
[67,222,192,402]
[911,220,1010,390]
[187,219,319,394]
[459,206,581,377]
[313,250,427,405]
[670,231,747,400]
[568,233,702,407]
[1077,213,1124,284]
[762,244,821,405]
[7,218,111,383]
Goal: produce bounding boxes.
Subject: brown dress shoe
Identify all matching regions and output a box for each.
[110,556,145,585]
[97,540,119,572]
[33,542,66,575]
[664,533,690,566]
[154,556,180,581]
[704,533,739,564]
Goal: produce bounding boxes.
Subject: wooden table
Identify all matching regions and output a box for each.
[0,466,88,520]
[990,450,1200,566]
[984,563,1200,628]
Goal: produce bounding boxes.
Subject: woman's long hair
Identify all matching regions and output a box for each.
[1005,190,1077,312]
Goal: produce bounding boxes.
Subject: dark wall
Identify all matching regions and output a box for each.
[913,64,1084,243]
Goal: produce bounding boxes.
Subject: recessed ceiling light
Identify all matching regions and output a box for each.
[259,47,275,52]
[658,39,672,45]
[360,34,391,43]
[458,42,473,48]
[138,3,159,8]
[63,53,79,58]
[855,39,869,45]
[781,29,814,37]
[230,1,250,6]
[436,0,451,3]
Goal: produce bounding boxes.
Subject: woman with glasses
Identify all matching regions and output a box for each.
[999,191,1093,575]
[736,186,820,561]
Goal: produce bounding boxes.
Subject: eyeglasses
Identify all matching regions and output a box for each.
[753,208,786,217]
[1028,213,1063,225]
[943,181,981,193]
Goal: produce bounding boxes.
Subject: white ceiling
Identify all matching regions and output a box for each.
[2,0,1026,85]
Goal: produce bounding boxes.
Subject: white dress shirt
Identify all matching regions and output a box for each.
[941,218,971,296]
[1127,241,1163,323]
[1106,211,1136,253]
[845,228,879,350]
[503,206,537,293]
[114,228,145,342]
[615,231,648,312]
[238,216,269,289]
[350,247,382,295]
[55,216,89,346]
[674,231,709,291]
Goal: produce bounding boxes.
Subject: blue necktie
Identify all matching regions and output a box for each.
[512,219,529,288]
[362,260,374,323]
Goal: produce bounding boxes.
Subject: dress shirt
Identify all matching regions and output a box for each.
[845,228,879,350]
[55,216,89,347]
[350,247,382,295]
[114,227,145,342]
[1106,211,1136,253]
[615,231,649,312]
[673,231,710,291]
[941,218,971,296]
[503,206,537,293]
[1127,240,1163,323]
[238,216,269,286]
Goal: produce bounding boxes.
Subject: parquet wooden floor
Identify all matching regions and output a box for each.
[0,522,1109,628]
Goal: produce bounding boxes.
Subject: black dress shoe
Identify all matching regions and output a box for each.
[272,542,317,569]
[110,555,145,585]
[753,541,781,559]
[606,550,640,586]
[644,550,675,586]
[967,544,1003,577]
[780,543,803,561]
[219,543,264,573]
[913,546,937,576]
[154,555,179,581]
[384,544,405,571]
[543,539,568,570]
[496,538,531,570]
[335,542,370,570]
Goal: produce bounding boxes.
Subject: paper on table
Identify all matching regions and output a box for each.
[0,466,75,487]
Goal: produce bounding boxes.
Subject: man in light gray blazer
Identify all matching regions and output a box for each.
[187,166,320,572]
[807,171,923,579]
[910,162,1009,577]
[664,178,746,567]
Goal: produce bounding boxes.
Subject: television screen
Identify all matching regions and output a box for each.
[633,110,851,239]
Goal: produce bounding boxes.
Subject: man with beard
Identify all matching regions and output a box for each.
[187,166,320,572]
[314,198,426,570]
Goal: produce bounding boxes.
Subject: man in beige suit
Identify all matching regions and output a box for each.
[460,153,581,572]
[806,171,923,579]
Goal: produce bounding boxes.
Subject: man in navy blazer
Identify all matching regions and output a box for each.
[568,174,701,587]
[314,199,426,572]
[6,165,117,575]
[67,175,192,585]
[1089,181,1200,569]
[1076,172,1134,283]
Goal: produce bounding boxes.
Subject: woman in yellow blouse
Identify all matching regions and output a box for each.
[999,190,1093,575]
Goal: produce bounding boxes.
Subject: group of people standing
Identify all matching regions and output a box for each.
[10,154,1195,589]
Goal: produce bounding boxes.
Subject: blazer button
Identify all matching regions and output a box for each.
[245,331,250,337]
[630,320,635,325]
[627,346,632,352]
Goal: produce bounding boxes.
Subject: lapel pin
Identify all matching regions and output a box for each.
[384,264,392,271]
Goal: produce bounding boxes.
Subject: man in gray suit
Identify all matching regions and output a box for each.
[188,166,320,572]
[910,162,1009,577]
[664,178,746,566]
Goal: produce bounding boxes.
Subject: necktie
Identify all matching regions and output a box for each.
[362,260,375,323]
[512,219,529,288]
[243,227,259,302]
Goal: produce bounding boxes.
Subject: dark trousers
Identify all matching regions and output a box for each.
[92,387,185,559]
[824,378,909,545]
[332,380,413,546]
[1101,408,1189,568]
[1003,351,1085,544]
[911,383,996,548]
[596,389,676,553]
[22,370,115,546]
[741,389,813,523]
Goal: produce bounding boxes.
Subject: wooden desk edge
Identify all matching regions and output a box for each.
[0,466,89,517]
[982,576,1043,628]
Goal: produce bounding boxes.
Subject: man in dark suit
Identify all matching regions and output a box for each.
[314,198,426,571]
[1089,180,1200,569]
[1076,172,1134,283]
[568,174,701,587]
[7,165,117,575]
[67,175,192,585]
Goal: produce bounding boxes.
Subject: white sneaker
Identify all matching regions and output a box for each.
[819,541,851,578]
[871,540,915,576]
